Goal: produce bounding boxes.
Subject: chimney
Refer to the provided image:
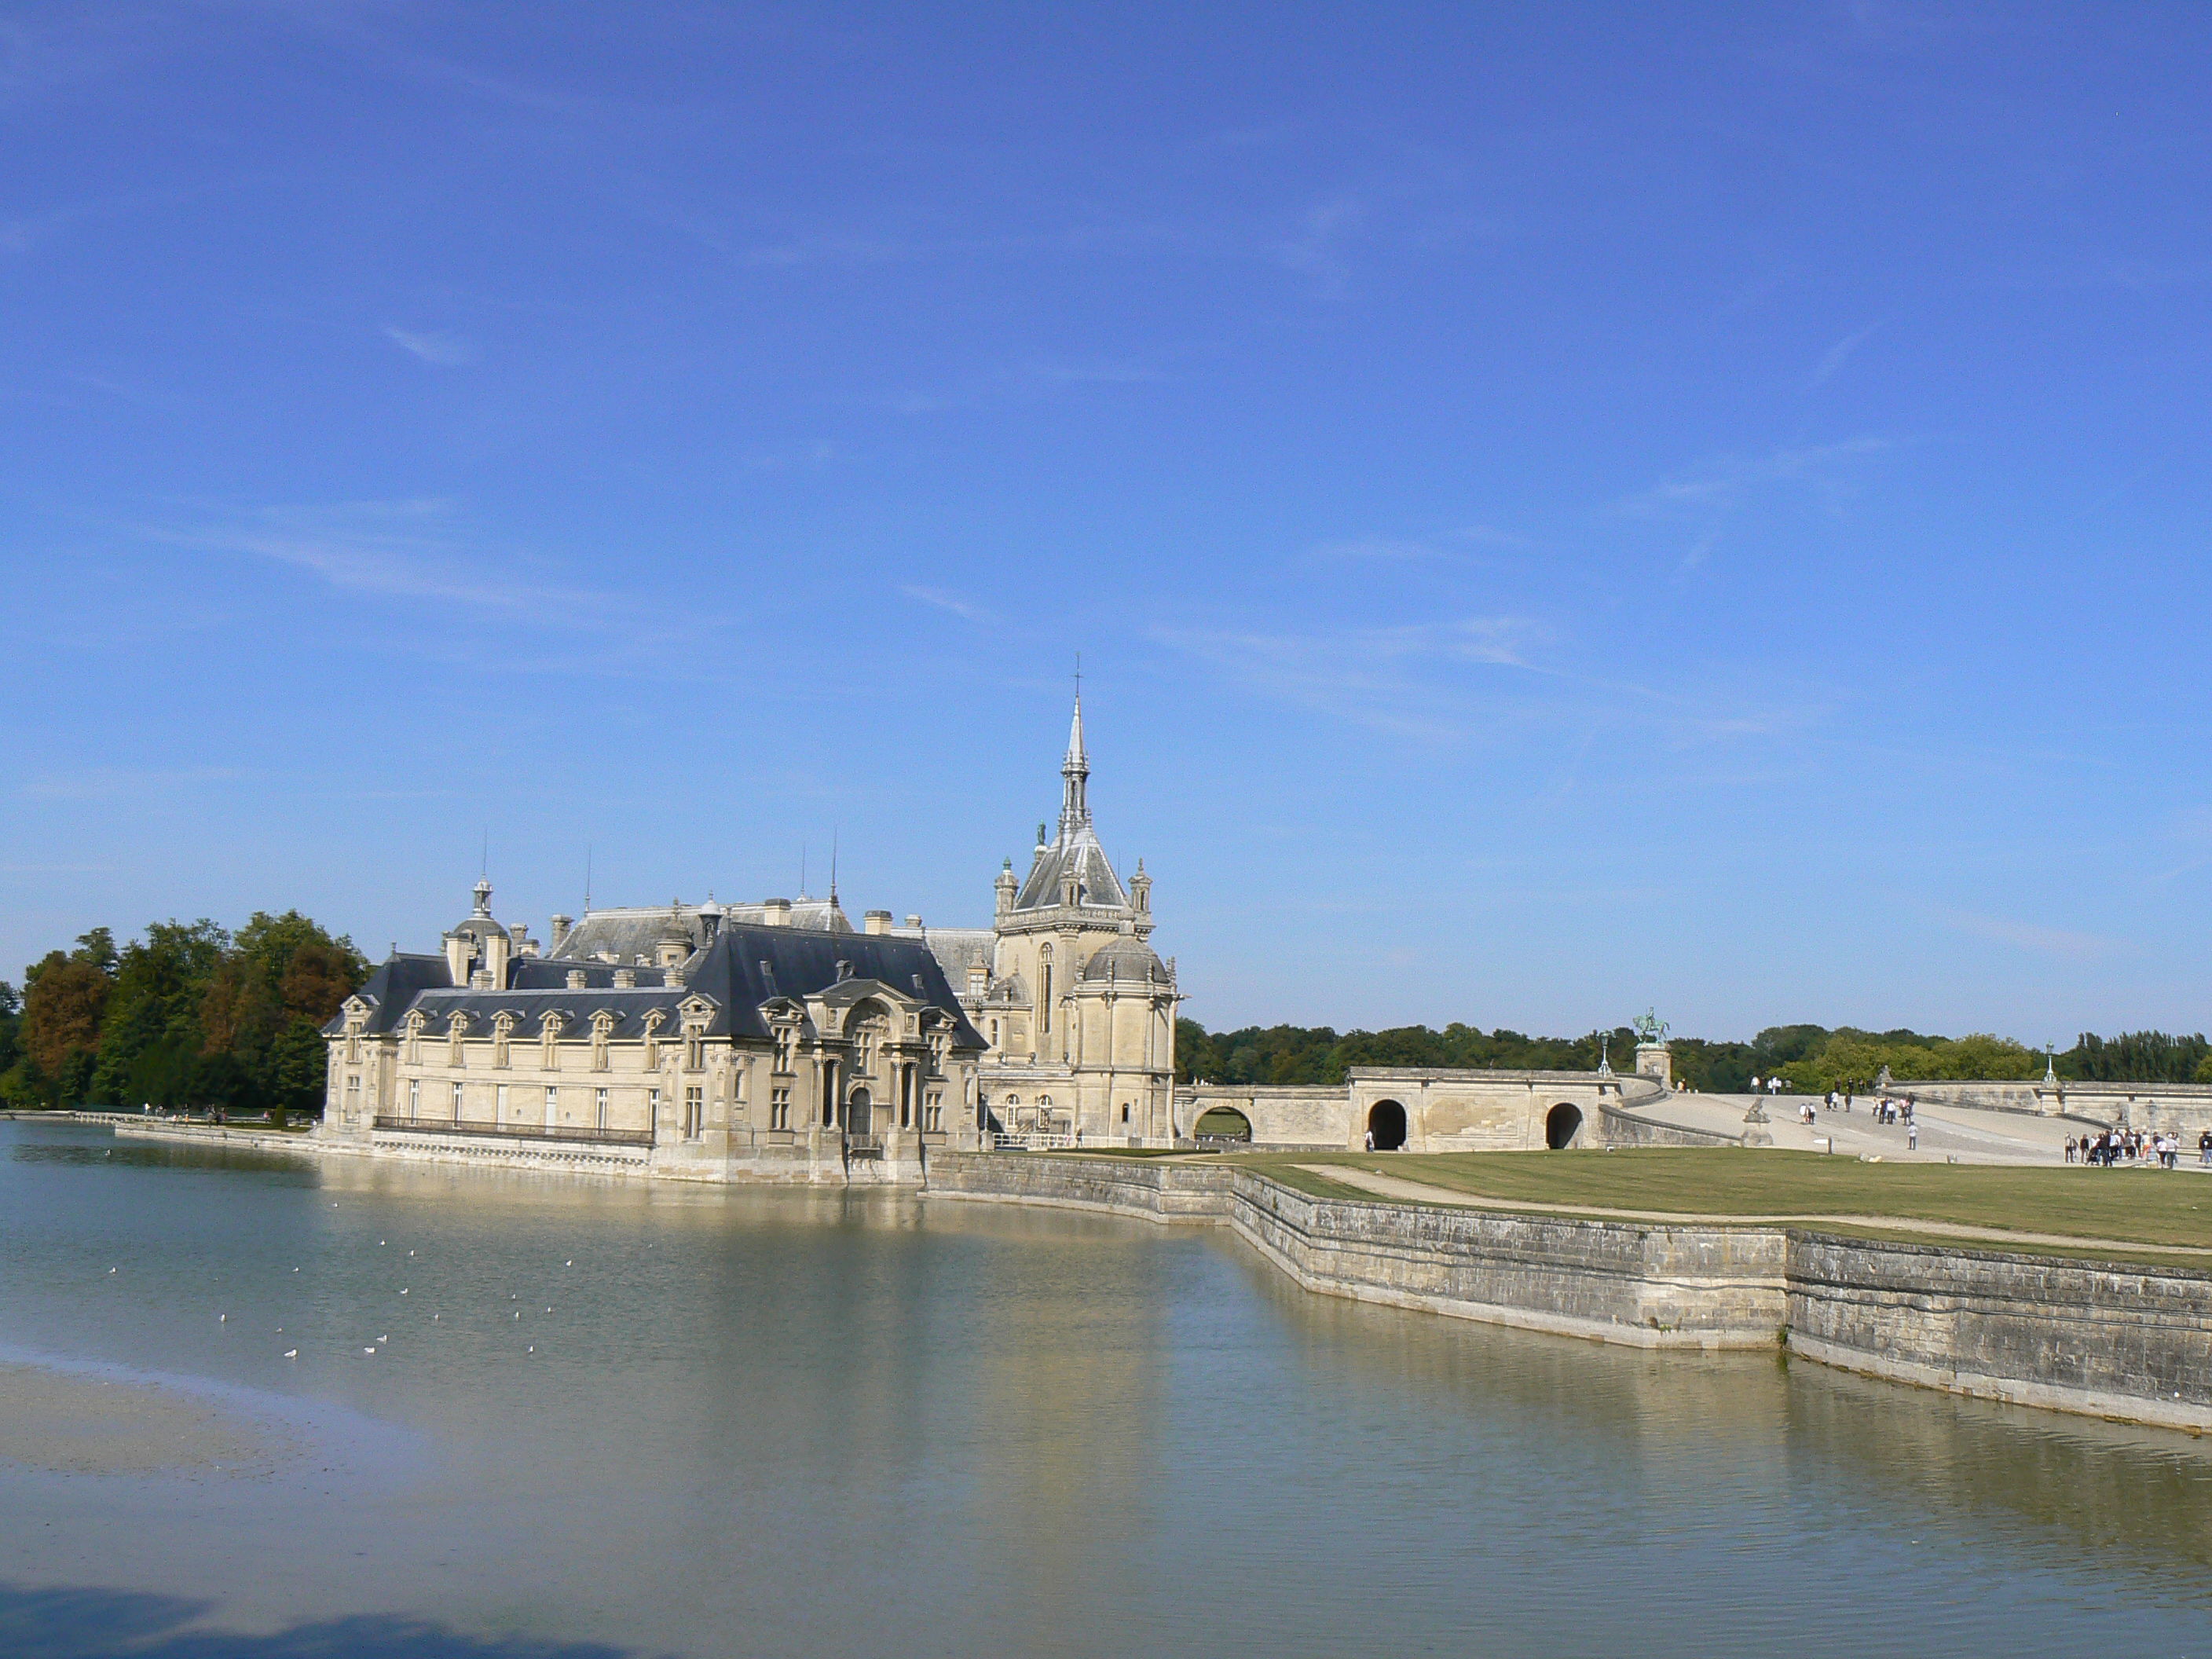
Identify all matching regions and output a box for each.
[566,969,587,990]
[613,968,636,989]
[905,914,922,928]
[763,898,792,927]
[550,914,573,949]
[864,910,892,935]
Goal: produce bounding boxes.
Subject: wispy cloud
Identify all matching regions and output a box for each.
[1807,321,1881,386]
[384,327,479,367]
[23,766,244,801]
[152,500,616,619]
[903,585,994,624]
[1307,537,1441,563]
[1627,437,1892,515]
[1274,196,1364,296]
[1152,615,1544,741]
[1941,909,2123,961]
[1155,611,1811,749]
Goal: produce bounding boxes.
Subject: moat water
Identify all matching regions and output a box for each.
[4,1117,2212,1657]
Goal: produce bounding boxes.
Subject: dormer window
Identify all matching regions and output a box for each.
[404,1011,426,1065]
[641,1009,666,1069]
[492,1012,515,1070]
[447,1011,471,1067]
[539,1010,565,1071]
[591,1011,615,1072]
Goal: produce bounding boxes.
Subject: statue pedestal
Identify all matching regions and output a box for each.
[1741,1101,1774,1148]
[1635,1043,1672,1087]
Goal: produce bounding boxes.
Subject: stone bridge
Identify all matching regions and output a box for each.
[1177,1066,1671,1152]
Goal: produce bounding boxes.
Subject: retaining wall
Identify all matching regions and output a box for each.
[1785,1233,2212,1431]
[925,1153,2212,1430]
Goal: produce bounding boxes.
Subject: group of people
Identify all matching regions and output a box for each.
[1789,1088,1913,1124]
[2067,1128,2212,1169]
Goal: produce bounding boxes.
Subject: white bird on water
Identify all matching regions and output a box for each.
[363,1346,376,1354]
[218,1314,225,1322]
[400,1288,409,1295]
[284,1349,298,1359]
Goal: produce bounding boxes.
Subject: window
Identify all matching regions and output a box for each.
[1042,965,1052,1031]
[407,1079,419,1116]
[346,1074,361,1104]
[649,1086,661,1128]
[925,1089,943,1131]
[684,1085,704,1138]
[771,1086,791,1130]
[595,1087,610,1128]
[496,1083,509,1121]
[990,1018,999,1047]
[1121,1104,1130,1124]
[544,1086,558,1124]
[451,1080,464,1117]
[685,1034,704,1071]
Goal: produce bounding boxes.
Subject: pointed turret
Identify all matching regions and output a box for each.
[1060,693,1090,830]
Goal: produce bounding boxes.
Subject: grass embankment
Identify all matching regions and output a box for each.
[1222,1148,2212,1266]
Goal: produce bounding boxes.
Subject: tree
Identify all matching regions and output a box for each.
[20,951,110,1077]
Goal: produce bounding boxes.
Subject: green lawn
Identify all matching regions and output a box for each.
[1225,1148,2212,1258]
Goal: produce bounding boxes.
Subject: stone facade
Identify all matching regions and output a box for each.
[1181,1068,1671,1152]
[321,697,1181,1177]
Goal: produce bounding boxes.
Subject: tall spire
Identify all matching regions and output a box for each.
[1060,684,1090,829]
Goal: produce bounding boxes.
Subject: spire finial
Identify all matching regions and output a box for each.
[1060,676,1090,828]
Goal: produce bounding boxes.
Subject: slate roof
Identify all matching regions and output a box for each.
[332,923,983,1050]
[1079,933,1171,986]
[548,899,851,964]
[1013,820,1129,912]
[892,925,995,991]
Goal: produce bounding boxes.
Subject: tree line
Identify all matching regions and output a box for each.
[0,914,367,1119]
[1176,1020,2212,1093]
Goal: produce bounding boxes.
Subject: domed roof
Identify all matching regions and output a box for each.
[1080,934,1170,985]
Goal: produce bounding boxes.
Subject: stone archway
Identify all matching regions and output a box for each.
[848,1088,873,1136]
[1193,1106,1252,1144]
[1545,1103,1583,1149]
[1368,1100,1408,1152]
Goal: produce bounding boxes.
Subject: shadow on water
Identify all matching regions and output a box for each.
[0,1583,634,1659]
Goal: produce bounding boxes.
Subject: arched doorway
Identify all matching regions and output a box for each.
[848,1088,873,1136]
[1368,1100,1408,1152]
[1193,1106,1252,1144]
[1545,1103,1582,1149]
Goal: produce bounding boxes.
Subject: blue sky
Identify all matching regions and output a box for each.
[4,2,2210,1042]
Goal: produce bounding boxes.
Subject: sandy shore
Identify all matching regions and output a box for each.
[0,1361,296,1478]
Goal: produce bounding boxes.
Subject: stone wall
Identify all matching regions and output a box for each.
[1179,1069,1670,1152]
[924,1151,1236,1222]
[1229,1174,1785,1349]
[1598,1103,1745,1148]
[924,1153,2212,1430]
[1785,1233,2212,1431]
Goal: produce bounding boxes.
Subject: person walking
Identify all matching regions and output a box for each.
[2064,1134,2076,1164]
[2199,1128,2211,1168]
[1906,1119,1918,1152]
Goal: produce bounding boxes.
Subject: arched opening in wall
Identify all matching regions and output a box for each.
[1368,1100,1408,1152]
[1193,1107,1252,1145]
[848,1089,873,1136]
[1545,1103,1583,1149]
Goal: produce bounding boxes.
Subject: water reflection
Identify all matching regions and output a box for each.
[4,1119,2212,1658]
